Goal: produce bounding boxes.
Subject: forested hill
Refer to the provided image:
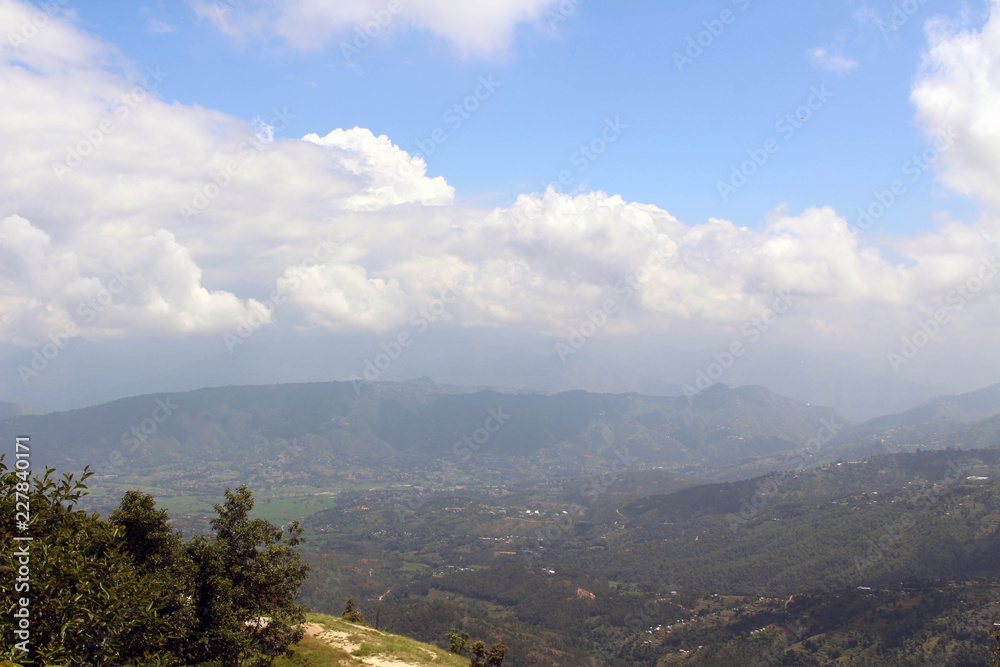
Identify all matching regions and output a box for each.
[830,382,1000,453]
[298,445,1000,665]
[0,379,846,478]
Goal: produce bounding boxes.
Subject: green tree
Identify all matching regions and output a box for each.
[177,485,309,666]
[2,463,309,667]
[469,640,506,666]
[0,459,174,666]
[447,628,469,654]
[108,491,198,662]
[990,625,1000,667]
[470,640,486,666]
[342,598,366,625]
[484,643,507,666]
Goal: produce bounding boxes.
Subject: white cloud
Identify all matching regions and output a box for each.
[0,215,269,344]
[190,0,562,57]
[809,47,859,75]
[302,129,453,209]
[911,0,1000,211]
[277,263,407,331]
[0,0,997,353]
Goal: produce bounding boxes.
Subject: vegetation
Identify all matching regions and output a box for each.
[275,612,469,666]
[469,640,507,666]
[293,446,1000,665]
[447,628,470,654]
[0,457,308,666]
[4,380,1000,664]
[447,629,506,666]
[0,381,857,486]
[341,598,366,625]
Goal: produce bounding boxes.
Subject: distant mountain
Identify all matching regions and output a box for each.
[0,329,682,412]
[830,382,1000,453]
[943,413,1000,449]
[0,380,846,479]
[923,382,1000,418]
[0,328,953,420]
[590,339,943,421]
[0,401,43,421]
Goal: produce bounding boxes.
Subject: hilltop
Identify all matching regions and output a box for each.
[278,613,468,667]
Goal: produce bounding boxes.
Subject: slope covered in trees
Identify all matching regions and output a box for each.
[0,380,848,481]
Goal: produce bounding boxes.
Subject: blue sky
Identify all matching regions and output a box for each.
[1,0,999,395]
[76,0,984,234]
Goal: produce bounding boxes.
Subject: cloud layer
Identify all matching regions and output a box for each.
[912,0,1000,210]
[191,0,563,57]
[0,0,998,359]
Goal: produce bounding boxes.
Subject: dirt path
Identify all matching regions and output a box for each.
[299,622,443,666]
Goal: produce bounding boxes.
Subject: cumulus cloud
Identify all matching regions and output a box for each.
[302,129,453,209]
[277,263,407,331]
[0,0,449,342]
[911,0,1000,212]
[0,0,998,353]
[191,0,562,57]
[0,215,270,344]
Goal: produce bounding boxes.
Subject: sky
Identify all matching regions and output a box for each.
[0,0,999,398]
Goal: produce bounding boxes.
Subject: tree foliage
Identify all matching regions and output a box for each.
[178,485,308,666]
[447,628,469,654]
[0,460,170,666]
[0,458,308,666]
[341,598,366,625]
[468,639,506,666]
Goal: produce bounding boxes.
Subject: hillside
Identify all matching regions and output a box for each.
[292,446,1000,665]
[278,613,468,667]
[831,382,1000,454]
[0,400,43,421]
[0,379,848,482]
